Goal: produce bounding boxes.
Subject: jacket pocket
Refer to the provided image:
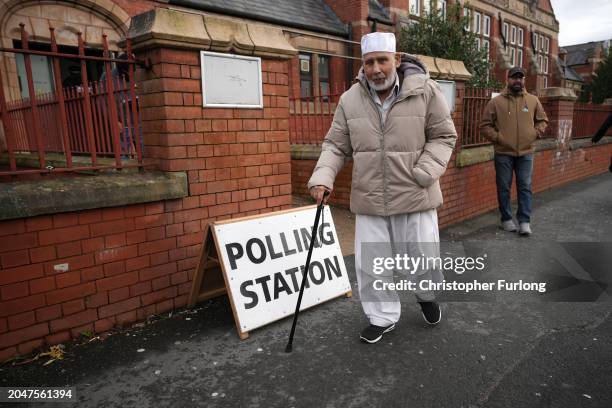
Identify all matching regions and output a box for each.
[519,127,538,151]
[497,131,512,150]
[385,151,426,208]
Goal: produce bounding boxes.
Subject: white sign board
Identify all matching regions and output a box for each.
[435,80,456,112]
[200,51,263,108]
[213,206,351,334]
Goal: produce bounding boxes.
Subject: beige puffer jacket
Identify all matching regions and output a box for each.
[307,53,457,216]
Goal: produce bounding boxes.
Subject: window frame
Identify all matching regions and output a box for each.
[473,11,481,34]
[503,22,509,44]
[482,39,490,60]
[510,25,516,45]
[483,15,490,37]
[518,27,524,46]
[317,55,330,98]
[517,48,523,67]
[411,0,421,16]
[299,53,313,98]
[438,0,447,19]
[463,7,471,31]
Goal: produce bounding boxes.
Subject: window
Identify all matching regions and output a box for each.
[539,34,544,51]
[482,39,490,59]
[518,28,524,46]
[517,49,523,67]
[15,54,54,97]
[544,56,548,73]
[510,47,516,66]
[474,12,481,34]
[475,37,480,51]
[532,32,538,50]
[483,15,490,37]
[537,54,543,70]
[299,53,312,98]
[544,37,550,53]
[503,22,509,43]
[424,0,431,15]
[463,7,471,31]
[543,76,548,88]
[14,39,106,97]
[410,0,421,16]
[510,25,516,44]
[438,0,447,19]
[318,55,330,97]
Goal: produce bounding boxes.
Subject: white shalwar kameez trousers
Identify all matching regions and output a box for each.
[354,209,442,327]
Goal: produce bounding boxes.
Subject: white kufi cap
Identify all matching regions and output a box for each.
[360,32,396,55]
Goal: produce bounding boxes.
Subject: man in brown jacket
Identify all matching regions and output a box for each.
[308,32,457,343]
[480,67,548,236]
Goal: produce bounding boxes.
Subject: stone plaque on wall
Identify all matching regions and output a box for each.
[200,51,263,108]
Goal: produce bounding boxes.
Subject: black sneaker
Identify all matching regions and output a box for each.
[359,323,395,344]
[418,302,441,325]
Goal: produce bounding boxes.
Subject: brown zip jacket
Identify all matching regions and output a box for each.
[307,53,457,216]
[479,87,548,156]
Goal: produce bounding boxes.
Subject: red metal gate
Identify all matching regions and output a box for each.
[0,24,143,176]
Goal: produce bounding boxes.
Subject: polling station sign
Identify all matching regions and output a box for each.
[189,206,351,339]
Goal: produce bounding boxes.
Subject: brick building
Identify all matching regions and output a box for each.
[563,39,611,85]
[556,47,584,96]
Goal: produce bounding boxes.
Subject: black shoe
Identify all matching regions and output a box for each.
[359,323,395,344]
[418,302,441,325]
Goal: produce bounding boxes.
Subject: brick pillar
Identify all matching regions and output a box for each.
[539,87,577,140]
[323,0,370,77]
[378,0,409,24]
[130,8,296,221]
[135,48,293,219]
[452,80,466,151]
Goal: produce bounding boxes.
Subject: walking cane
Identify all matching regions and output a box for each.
[285,190,329,353]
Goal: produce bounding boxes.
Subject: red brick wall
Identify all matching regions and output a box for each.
[0,48,293,360]
[292,142,612,227]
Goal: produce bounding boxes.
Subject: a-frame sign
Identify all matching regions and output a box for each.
[188,205,352,339]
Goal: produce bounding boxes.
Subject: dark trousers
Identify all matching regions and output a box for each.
[494,153,533,223]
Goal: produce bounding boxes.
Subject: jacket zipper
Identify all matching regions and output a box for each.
[515,96,519,154]
[360,86,388,215]
[359,81,422,215]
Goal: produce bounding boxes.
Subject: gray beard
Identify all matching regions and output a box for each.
[366,71,397,92]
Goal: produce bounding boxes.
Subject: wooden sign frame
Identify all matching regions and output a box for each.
[188,205,352,340]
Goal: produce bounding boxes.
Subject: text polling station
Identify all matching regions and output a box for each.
[190,206,352,338]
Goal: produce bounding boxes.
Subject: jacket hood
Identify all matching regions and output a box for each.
[357,52,429,96]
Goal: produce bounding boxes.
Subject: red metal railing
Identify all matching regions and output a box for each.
[0,24,143,176]
[289,83,347,145]
[461,86,498,148]
[572,102,612,138]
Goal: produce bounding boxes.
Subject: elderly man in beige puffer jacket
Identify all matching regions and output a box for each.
[308,32,457,344]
